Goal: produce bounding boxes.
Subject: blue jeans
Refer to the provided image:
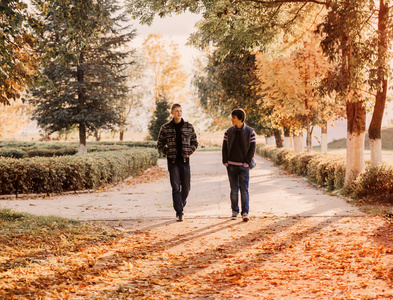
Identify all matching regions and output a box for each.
[167,158,191,216]
[226,165,249,215]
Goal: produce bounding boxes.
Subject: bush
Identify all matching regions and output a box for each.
[288,152,315,176]
[0,148,159,196]
[349,164,393,202]
[26,148,78,157]
[256,144,346,191]
[305,155,345,190]
[256,144,276,158]
[0,141,159,158]
[270,147,293,166]
[0,148,28,159]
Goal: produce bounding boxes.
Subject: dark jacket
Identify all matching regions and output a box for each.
[157,119,198,159]
[222,124,256,165]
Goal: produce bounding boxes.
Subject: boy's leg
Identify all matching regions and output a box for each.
[239,166,250,215]
[167,160,183,216]
[180,160,191,208]
[227,165,240,213]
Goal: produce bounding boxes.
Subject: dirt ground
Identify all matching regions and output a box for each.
[67,213,392,300]
[1,152,393,299]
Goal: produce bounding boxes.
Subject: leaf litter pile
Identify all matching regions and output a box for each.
[1,209,393,299]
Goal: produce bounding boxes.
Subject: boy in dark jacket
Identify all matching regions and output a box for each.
[222,108,256,222]
[157,103,198,222]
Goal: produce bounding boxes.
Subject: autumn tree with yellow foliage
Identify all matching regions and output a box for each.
[0,0,40,105]
[142,34,188,104]
[256,32,345,153]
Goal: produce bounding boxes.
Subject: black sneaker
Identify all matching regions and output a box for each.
[176,215,183,222]
[231,211,239,220]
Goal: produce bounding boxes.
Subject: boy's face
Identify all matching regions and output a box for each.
[171,106,182,120]
[231,114,243,128]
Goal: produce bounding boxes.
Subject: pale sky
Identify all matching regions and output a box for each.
[131,11,203,74]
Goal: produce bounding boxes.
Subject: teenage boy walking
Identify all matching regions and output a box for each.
[157,103,198,222]
[222,108,256,222]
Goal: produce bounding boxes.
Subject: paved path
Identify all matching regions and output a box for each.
[0,151,364,221]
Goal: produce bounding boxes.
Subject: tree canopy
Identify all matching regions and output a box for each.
[0,0,40,105]
[142,34,188,104]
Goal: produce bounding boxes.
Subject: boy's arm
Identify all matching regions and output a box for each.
[222,129,228,166]
[245,129,256,164]
[156,126,168,156]
[190,125,198,154]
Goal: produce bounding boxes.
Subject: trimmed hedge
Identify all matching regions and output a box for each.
[351,164,393,202]
[0,148,159,196]
[256,144,346,191]
[256,144,393,202]
[0,148,28,159]
[0,141,158,158]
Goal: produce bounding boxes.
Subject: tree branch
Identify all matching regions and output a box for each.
[243,0,331,7]
[283,2,308,28]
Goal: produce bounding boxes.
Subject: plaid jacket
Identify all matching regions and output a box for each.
[157,119,198,159]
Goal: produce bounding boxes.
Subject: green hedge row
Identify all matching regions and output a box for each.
[0,141,157,158]
[256,144,393,203]
[0,148,159,196]
[0,147,78,159]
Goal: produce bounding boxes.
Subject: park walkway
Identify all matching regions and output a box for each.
[0,151,362,222]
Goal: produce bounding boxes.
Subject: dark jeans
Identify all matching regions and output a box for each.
[167,158,191,216]
[226,164,249,215]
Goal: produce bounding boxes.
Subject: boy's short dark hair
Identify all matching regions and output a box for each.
[171,103,182,111]
[231,108,246,123]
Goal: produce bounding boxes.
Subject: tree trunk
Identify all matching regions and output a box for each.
[274,128,283,148]
[306,116,312,153]
[369,0,389,166]
[283,136,291,148]
[120,131,124,141]
[77,51,87,153]
[283,126,291,148]
[95,131,101,142]
[321,123,328,154]
[340,5,366,188]
[78,123,87,153]
[266,136,275,145]
[293,133,304,153]
[344,100,366,188]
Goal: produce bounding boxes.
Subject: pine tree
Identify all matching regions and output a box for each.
[148,94,170,141]
[192,50,272,136]
[30,0,136,152]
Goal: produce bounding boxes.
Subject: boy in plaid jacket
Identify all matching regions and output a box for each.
[157,103,198,221]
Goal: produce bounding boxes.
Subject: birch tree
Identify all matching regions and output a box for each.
[367,0,391,166]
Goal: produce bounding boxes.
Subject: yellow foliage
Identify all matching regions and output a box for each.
[0,99,31,138]
[255,31,342,132]
[142,34,188,104]
[0,14,39,105]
